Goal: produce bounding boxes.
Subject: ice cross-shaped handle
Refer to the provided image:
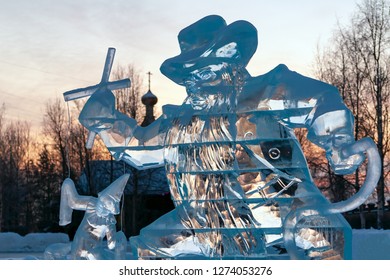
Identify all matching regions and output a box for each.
[63,48,131,149]
[63,48,131,102]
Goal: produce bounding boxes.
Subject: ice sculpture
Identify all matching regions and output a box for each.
[58,174,129,259]
[64,15,380,259]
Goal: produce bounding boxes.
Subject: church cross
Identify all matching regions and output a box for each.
[147,71,152,91]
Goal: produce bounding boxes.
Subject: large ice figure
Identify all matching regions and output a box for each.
[65,15,380,259]
[58,174,129,259]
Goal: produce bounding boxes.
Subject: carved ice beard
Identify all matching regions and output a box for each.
[165,64,265,257]
[183,63,247,113]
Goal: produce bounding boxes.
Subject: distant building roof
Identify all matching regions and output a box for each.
[141,89,158,106]
[78,160,170,196]
[141,71,158,127]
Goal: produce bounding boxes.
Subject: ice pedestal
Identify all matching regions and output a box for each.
[130,210,207,259]
[130,194,351,260]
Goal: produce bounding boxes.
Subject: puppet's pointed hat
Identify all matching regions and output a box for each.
[98,173,130,201]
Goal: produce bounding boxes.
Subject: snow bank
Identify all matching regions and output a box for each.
[352,229,390,260]
[0,230,389,259]
[0,232,69,252]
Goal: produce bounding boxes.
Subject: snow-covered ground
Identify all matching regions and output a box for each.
[0,230,389,259]
[351,229,390,259]
[0,232,68,259]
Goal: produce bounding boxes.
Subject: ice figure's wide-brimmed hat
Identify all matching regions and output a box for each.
[160,15,258,85]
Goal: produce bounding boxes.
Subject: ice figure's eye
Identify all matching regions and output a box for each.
[216,42,238,58]
[244,131,253,138]
[197,69,216,81]
[105,199,115,212]
[96,200,109,217]
[184,63,195,68]
[185,77,196,86]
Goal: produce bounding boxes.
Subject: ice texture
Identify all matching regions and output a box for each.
[65,15,380,259]
[57,174,129,259]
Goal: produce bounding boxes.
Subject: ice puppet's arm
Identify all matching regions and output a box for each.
[59,178,95,226]
[106,223,117,250]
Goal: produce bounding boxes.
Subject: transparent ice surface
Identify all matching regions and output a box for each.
[66,15,380,259]
[58,174,129,259]
[44,242,71,260]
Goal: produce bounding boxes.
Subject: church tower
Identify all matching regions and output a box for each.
[141,71,158,127]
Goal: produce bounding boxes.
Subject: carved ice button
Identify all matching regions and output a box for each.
[268,147,281,160]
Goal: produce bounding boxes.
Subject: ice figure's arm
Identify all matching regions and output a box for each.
[283,137,380,259]
[79,87,165,146]
[238,64,340,118]
[78,89,166,169]
[59,178,95,226]
[106,223,117,250]
[134,117,164,144]
[240,64,363,174]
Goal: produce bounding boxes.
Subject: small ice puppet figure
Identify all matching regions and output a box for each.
[59,174,129,259]
[75,15,376,259]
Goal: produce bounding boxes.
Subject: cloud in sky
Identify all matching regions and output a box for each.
[0,0,358,129]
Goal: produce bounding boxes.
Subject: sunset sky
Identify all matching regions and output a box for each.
[0,0,359,132]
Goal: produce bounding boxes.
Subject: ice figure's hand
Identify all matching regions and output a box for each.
[79,89,117,131]
[79,88,137,149]
[106,225,117,250]
[326,141,364,175]
[108,239,116,250]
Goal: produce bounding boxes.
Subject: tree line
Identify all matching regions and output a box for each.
[0,65,145,234]
[302,0,389,228]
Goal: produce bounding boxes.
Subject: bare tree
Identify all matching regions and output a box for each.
[0,119,31,231]
[42,98,111,190]
[315,27,370,227]
[0,104,5,232]
[355,0,390,228]
[33,144,61,231]
[43,98,69,179]
[315,0,390,228]
[112,64,145,123]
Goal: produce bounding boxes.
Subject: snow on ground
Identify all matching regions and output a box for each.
[0,232,69,253]
[352,229,390,260]
[0,230,388,259]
